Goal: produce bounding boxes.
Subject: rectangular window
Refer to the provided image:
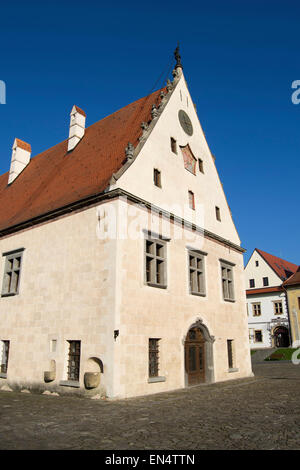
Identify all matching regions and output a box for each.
[67,340,81,382]
[188,191,195,210]
[274,301,283,315]
[298,297,300,310]
[255,260,259,267]
[153,169,161,188]
[2,249,24,296]
[215,206,221,221]
[252,303,261,316]
[198,158,204,173]
[189,252,206,296]
[254,330,263,343]
[149,338,160,378]
[221,262,235,301]
[263,277,269,286]
[249,279,255,288]
[227,340,234,369]
[145,239,167,288]
[170,137,177,154]
[0,340,10,376]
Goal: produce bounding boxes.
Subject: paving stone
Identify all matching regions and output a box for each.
[0,362,300,450]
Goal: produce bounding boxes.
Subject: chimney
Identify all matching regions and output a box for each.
[8,138,31,184]
[67,105,86,152]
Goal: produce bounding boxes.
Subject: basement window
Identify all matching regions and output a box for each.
[0,340,10,378]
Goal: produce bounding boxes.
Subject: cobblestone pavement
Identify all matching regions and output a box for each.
[0,362,300,450]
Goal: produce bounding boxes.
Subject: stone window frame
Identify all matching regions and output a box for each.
[252,302,262,316]
[0,340,10,378]
[1,248,25,297]
[148,338,166,383]
[220,259,235,302]
[144,236,167,289]
[188,249,207,297]
[59,340,81,388]
[273,300,283,315]
[227,339,238,372]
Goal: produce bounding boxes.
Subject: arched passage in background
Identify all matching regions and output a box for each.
[273,326,290,348]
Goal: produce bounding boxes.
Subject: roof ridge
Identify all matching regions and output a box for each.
[256,248,298,268]
[0,86,166,180]
[0,84,168,233]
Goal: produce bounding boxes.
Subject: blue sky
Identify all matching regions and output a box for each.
[0,0,299,265]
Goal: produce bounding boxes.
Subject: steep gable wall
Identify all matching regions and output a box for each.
[115,73,241,246]
[245,250,282,288]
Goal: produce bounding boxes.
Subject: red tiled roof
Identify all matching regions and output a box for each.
[256,248,298,281]
[0,87,165,233]
[246,286,284,296]
[283,267,300,287]
[73,105,86,117]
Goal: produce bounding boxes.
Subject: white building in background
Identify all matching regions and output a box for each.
[245,248,298,349]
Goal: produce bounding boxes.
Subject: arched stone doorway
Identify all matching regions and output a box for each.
[274,326,290,347]
[184,319,215,386]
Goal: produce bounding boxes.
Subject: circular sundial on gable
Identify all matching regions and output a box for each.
[178,110,193,136]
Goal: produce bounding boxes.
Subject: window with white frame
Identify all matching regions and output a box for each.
[274,301,283,315]
[252,303,261,316]
[254,330,263,342]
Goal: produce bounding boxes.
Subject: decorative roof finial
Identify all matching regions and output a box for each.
[174,42,182,69]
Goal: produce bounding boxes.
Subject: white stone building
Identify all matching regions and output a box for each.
[0,50,253,399]
[245,248,298,349]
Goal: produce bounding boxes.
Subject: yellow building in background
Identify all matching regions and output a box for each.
[283,268,300,345]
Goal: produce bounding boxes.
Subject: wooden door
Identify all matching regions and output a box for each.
[185,328,205,385]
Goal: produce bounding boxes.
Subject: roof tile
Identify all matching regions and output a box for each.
[0,87,165,233]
